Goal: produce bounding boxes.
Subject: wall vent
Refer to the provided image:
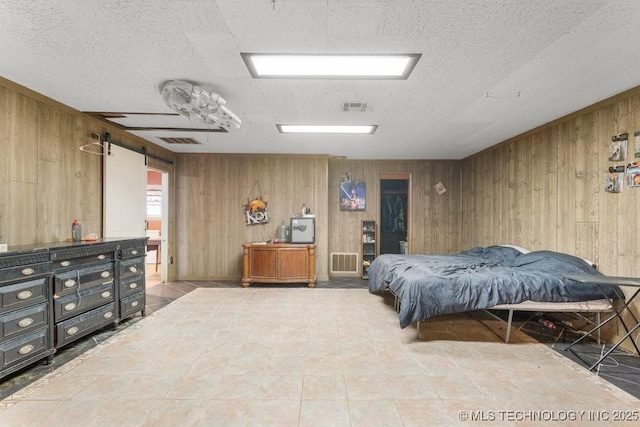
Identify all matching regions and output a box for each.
[341,102,370,112]
[330,252,359,275]
[158,137,202,145]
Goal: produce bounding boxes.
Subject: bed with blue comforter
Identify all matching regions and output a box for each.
[368,246,621,328]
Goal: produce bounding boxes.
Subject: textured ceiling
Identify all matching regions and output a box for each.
[1,0,640,159]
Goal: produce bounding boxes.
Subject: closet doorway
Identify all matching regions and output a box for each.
[379,173,410,255]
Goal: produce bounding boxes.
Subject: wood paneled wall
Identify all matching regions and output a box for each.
[6,72,640,348]
[174,154,329,280]
[461,88,640,350]
[328,160,462,258]
[0,78,176,266]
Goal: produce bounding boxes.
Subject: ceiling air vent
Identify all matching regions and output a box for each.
[341,102,370,112]
[158,137,202,145]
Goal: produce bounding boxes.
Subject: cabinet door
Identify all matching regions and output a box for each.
[278,248,308,279]
[249,248,277,279]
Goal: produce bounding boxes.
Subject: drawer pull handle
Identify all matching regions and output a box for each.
[101,271,111,278]
[129,282,138,289]
[103,312,113,319]
[19,344,34,355]
[64,303,77,311]
[60,261,71,267]
[21,268,34,276]
[98,254,106,260]
[67,326,79,336]
[18,318,34,328]
[101,291,111,298]
[132,301,139,307]
[129,266,138,273]
[17,290,33,300]
[64,279,76,288]
[132,250,138,255]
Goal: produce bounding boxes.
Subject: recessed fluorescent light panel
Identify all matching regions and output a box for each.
[277,125,378,134]
[242,53,421,79]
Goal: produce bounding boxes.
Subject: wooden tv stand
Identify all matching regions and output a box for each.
[242,243,316,288]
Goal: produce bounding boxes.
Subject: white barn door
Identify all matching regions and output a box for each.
[103,144,147,238]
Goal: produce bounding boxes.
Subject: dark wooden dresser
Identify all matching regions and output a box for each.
[0,237,147,380]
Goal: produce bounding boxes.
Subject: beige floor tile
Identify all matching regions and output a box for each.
[255,375,303,400]
[385,375,441,400]
[138,399,206,427]
[307,340,343,357]
[40,399,124,427]
[164,375,221,399]
[345,375,393,400]
[183,355,232,377]
[412,353,463,376]
[272,340,308,357]
[396,399,457,426]
[81,398,160,427]
[302,375,347,400]
[376,357,424,376]
[0,400,63,426]
[208,375,263,400]
[341,355,384,375]
[308,327,340,343]
[20,375,98,401]
[247,400,301,426]
[71,374,174,401]
[63,356,127,377]
[304,356,344,376]
[430,375,485,400]
[471,376,532,403]
[349,399,404,426]
[266,356,306,375]
[223,355,269,375]
[299,400,350,427]
[339,340,376,357]
[192,399,251,426]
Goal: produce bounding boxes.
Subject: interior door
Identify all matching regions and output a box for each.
[103,144,147,238]
[379,174,410,255]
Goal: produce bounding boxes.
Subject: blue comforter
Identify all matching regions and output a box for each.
[368,246,621,328]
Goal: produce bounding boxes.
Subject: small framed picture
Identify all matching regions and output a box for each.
[626,162,640,188]
[605,173,623,193]
[339,181,366,211]
[609,133,628,161]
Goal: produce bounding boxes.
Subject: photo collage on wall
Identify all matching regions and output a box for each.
[605,132,640,193]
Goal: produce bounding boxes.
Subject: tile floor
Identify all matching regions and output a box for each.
[483,309,640,400]
[1,277,639,426]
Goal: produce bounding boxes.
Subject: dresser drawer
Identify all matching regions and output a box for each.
[54,282,114,321]
[120,245,146,260]
[51,248,115,270]
[119,257,145,280]
[119,275,144,298]
[53,263,114,296]
[0,303,48,343]
[120,291,145,319]
[55,303,115,348]
[0,327,49,370]
[0,277,48,314]
[0,262,50,284]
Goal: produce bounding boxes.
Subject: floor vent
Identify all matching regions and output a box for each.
[158,137,202,145]
[330,252,359,275]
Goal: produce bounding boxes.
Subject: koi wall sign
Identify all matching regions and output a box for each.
[244,198,270,225]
